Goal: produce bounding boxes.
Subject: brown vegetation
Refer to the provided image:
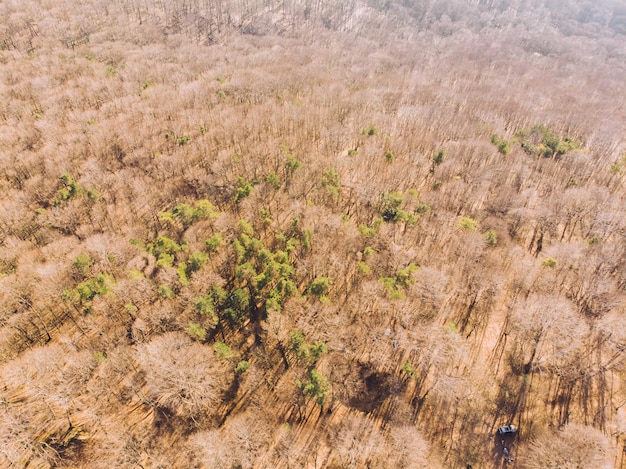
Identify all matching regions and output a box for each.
[1,0,626,467]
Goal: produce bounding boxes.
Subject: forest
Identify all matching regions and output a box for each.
[1,0,625,467]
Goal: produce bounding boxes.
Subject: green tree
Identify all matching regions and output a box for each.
[71,253,93,279]
[432,149,445,165]
[308,276,332,300]
[321,168,340,201]
[484,229,497,247]
[266,171,281,189]
[297,369,330,406]
[459,216,477,231]
[185,322,207,341]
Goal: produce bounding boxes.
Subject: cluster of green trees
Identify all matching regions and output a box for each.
[516,125,581,158]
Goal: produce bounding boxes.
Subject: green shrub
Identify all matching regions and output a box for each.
[185,322,207,341]
[297,369,329,406]
[432,149,445,165]
[491,134,510,155]
[158,284,175,298]
[357,261,371,276]
[363,125,377,136]
[266,171,281,189]
[214,341,233,359]
[402,361,416,379]
[321,168,340,201]
[205,233,223,252]
[459,216,477,231]
[308,276,332,296]
[235,360,250,374]
[72,253,94,278]
[484,229,497,247]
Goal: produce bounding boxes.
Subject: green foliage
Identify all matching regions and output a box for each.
[230,224,297,314]
[459,216,477,231]
[234,177,256,204]
[382,191,403,211]
[432,180,443,190]
[321,168,340,201]
[148,236,187,268]
[289,331,327,365]
[259,208,272,228]
[432,149,445,165]
[297,369,330,406]
[223,288,251,328]
[128,269,144,279]
[156,253,175,269]
[586,236,601,245]
[402,361,416,379]
[310,342,328,362]
[385,151,395,163]
[266,171,281,189]
[235,360,250,374]
[76,274,112,302]
[301,228,313,250]
[380,263,419,299]
[363,125,377,136]
[285,155,302,177]
[415,203,430,213]
[53,173,90,206]
[158,284,175,298]
[176,135,190,145]
[177,262,189,285]
[187,252,208,274]
[446,321,459,334]
[484,229,498,247]
[195,286,229,329]
[363,246,374,257]
[194,200,219,221]
[238,219,254,237]
[490,134,510,155]
[86,189,100,201]
[516,125,580,158]
[160,200,219,230]
[308,276,332,298]
[358,218,382,237]
[379,191,418,224]
[542,257,557,268]
[609,155,626,174]
[357,261,371,276]
[185,322,207,341]
[396,264,419,287]
[205,233,223,252]
[290,331,309,361]
[72,253,94,278]
[213,341,233,359]
[64,273,114,305]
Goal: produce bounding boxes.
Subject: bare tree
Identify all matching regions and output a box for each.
[136,332,229,420]
[520,423,613,469]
